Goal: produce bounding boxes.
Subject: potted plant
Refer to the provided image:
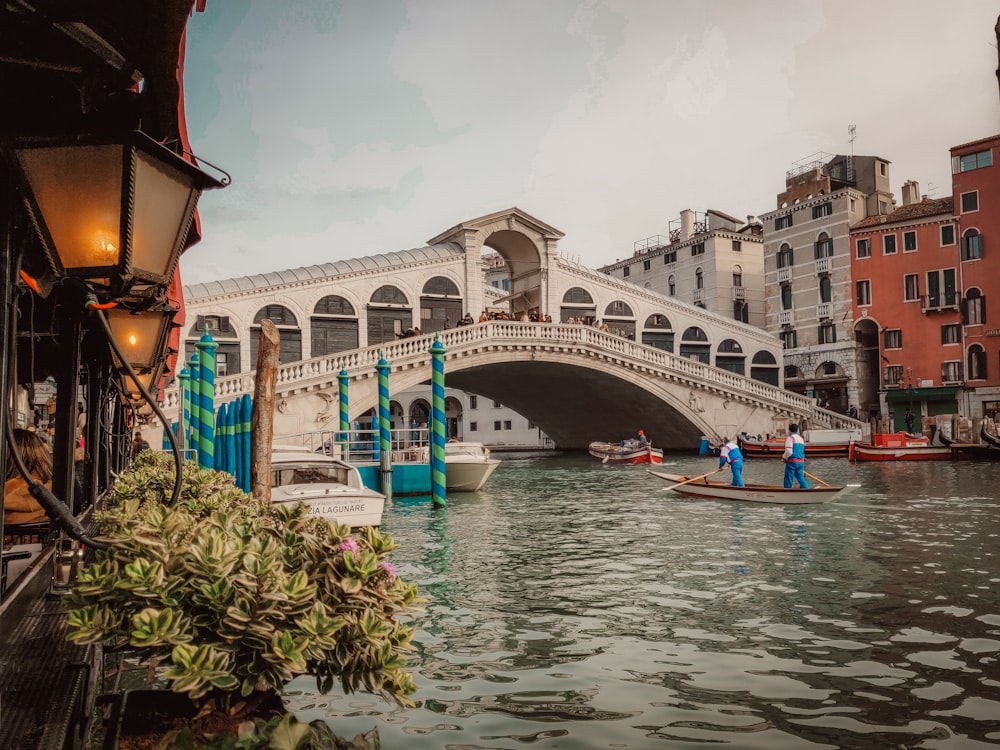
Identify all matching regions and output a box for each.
[67,451,421,749]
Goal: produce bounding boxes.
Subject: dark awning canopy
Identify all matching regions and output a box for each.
[885,386,962,402]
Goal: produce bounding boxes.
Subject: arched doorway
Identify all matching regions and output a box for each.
[311,295,359,356]
[251,304,301,364]
[641,313,674,352]
[368,285,411,345]
[420,276,462,333]
[561,287,596,324]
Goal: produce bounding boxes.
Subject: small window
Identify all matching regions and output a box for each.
[643,259,651,271]
[961,191,979,213]
[812,202,832,219]
[469,421,478,431]
[962,229,982,261]
[493,420,501,431]
[856,279,872,306]
[941,225,956,246]
[503,420,512,430]
[883,235,897,255]
[904,274,919,301]
[664,251,677,264]
[955,149,993,172]
[493,400,502,408]
[879,200,889,214]
[884,365,903,386]
[732,240,741,252]
[903,231,917,252]
[965,288,986,325]
[883,329,902,349]
[856,238,871,258]
[777,245,795,268]
[942,361,963,383]
[216,352,229,377]
[969,344,987,380]
[780,329,797,349]
[469,395,478,409]
[941,324,961,344]
[668,275,676,296]
[776,214,793,230]
[814,236,834,259]
[623,265,630,277]
[818,324,836,344]
[691,243,705,256]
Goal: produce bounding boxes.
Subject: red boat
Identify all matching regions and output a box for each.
[588,440,663,464]
[738,428,857,458]
[849,433,952,462]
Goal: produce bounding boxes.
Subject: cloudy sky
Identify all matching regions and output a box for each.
[180,0,1000,284]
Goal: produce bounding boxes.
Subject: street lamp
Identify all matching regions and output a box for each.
[12,130,225,299]
[106,306,176,372]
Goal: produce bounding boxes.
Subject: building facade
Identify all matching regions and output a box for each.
[759,154,895,415]
[598,208,765,330]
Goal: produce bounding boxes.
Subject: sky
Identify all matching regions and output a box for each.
[179,0,1000,285]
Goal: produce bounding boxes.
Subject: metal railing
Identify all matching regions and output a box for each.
[273,427,432,465]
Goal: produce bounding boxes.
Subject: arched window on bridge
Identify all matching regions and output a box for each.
[420,276,462,333]
[312,295,359,357]
[716,339,745,375]
[641,314,674,352]
[750,351,780,386]
[679,326,710,363]
[251,304,301,365]
[603,300,635,339]
[186,314,240,376]
[560,287,596,324]
[368,285,412,346]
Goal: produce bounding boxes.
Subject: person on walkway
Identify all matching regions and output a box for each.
[637,429,649,446]
[848,404,858,420]
[904,408,915,434]
[782,423,809,489]
[721,436,745,487]
[4,428,53,526]
[131,431,150,459]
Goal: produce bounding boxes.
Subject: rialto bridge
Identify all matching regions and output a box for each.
[171,208,858,449]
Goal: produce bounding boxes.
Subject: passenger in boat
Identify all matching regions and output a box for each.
[3,428,53,525]
[904,408,915,434]
[721,437,745,487]
[637,430,649,447]
[781,423,809,489]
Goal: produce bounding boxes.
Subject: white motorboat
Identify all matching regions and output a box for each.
[445,441,500,491]
[270,448,385,527]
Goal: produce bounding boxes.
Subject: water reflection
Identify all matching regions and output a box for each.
[287,454,1000,748]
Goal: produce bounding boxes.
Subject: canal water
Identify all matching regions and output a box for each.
[287,452,1000,749]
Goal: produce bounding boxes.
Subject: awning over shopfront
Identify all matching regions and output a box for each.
[885,386,962,402]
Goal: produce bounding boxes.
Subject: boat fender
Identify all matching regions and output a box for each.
[761,444,770,453]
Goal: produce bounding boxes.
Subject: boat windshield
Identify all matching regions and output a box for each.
[272,464,350,487]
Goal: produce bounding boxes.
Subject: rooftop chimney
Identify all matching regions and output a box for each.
[680,209,695,241]
[901,180,921,207]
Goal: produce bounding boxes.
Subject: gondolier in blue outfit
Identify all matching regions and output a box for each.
[720,436,745,487]
[782,423,810,489]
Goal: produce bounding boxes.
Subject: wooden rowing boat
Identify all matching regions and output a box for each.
[647,470,846,504]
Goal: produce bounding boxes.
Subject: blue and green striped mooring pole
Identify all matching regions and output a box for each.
[375,353,392,498]
[195,330,218,470]
[430,336,447,508]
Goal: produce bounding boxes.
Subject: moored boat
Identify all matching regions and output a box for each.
[444,441,501,491]
[589,439,663,464]
[738,428,860,458]
[270,448,386,527]
[849,433,952,462]
[981,424,1000,448]
[647,470,845,504]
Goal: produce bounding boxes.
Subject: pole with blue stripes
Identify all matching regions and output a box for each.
[195,330,218,470]
[186,351,200,461]
[177,367,191,456]
[238,393,252,491]
[430,336,447,508]
[375,353,392,498]
[338,369,350,459]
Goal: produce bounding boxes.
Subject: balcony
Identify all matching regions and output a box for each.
[920,291,960,313]
[816,302,832,319]
[692,288,704,304]
[778,310,794,327]
[732,286,746,300]
[814,257,831,274]
[777,267,791,283]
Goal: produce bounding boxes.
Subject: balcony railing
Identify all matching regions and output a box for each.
[692,288,704,304]
[732,286,746,300]
[816,302,832,319]
[777,267,791,283]
[778,310,794,327]
[920,291,960,313]
[814,257,831,274]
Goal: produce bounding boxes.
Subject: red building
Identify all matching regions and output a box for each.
[850,134,1000,432]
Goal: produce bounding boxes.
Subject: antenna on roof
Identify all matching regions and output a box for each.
[848,124,857,182]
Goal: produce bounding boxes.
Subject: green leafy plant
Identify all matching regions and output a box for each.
[67,451,419,745]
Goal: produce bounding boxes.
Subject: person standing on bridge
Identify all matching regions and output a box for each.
[719,436,745,487]
[782,423,809,489]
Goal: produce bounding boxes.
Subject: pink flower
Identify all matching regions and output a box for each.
[377,560,398,582]
[339,538,360,553]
